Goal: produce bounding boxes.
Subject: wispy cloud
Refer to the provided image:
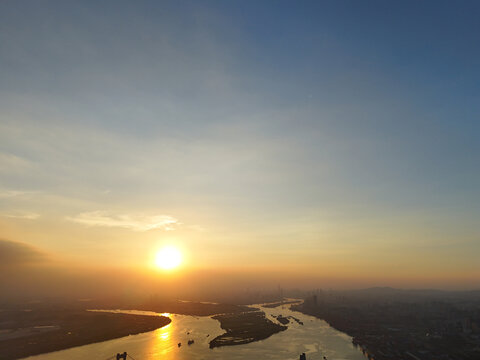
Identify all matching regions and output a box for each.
[0,152,32,171]
[0,211,40,220]
[0,190,32,198]
[188,224,207,232]
[67,211,180,232]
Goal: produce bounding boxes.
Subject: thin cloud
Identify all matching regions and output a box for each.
[67,211,180,232]
[0,211,40,220]
[188,224,207,232]
[0,152,32,170]
[0,190,30,198]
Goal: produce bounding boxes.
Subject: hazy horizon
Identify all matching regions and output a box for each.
[1,0,479,298]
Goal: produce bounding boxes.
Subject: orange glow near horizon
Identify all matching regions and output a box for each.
[154,246,182,270]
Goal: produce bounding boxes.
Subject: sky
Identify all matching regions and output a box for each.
[0,0,479,293]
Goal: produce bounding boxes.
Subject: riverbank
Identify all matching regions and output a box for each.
[97,298,256,316]
[17,301,366,360]
[209,311,287,348]
[0,310,170,360]
[262,300,302,308]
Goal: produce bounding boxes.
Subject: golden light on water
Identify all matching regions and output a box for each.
[156,321,172,341]
[155,246,182,270]
[151,314,174,359]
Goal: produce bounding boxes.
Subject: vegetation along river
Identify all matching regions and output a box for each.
[24,302,366,360]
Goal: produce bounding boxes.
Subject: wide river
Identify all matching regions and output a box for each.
[24,303,366,360]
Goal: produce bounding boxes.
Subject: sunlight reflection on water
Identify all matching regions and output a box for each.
[24,304,366,360]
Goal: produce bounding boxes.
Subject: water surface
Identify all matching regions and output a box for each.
[24,304,365,360]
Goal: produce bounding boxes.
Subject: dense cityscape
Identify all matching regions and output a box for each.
[295,288,480,360]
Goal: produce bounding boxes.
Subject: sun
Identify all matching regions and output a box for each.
[155,246,182,270]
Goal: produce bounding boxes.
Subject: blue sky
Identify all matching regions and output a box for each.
[0,1,479,287]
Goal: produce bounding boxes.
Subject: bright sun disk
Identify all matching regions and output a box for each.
[155,246,182,270]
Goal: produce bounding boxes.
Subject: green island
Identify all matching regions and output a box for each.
[209,311,287,348]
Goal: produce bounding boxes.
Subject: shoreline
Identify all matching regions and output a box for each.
[209,311,287,348]
[2,301,291,358]
[0,310,171,360]
[262,300,302,308]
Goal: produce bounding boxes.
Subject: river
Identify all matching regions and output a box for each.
[23,303,366,360]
